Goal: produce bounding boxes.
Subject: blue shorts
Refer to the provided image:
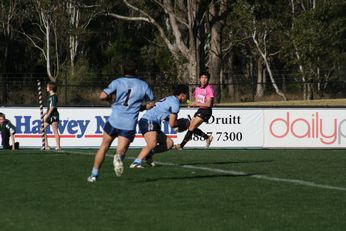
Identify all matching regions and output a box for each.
[138,118,161,135]
[103,121,136,142]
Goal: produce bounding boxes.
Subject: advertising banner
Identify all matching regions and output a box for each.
[178,108,263,148]
[0,107,263,148]
[264,109,346,148]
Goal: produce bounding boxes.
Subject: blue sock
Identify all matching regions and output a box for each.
[91,167,99,177]
[133,158,142,164]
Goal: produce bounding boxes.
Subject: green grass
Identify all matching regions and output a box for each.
[0,149,345,231]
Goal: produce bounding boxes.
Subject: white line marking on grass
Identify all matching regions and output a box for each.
[68,150,346,192]
[179,164,346,192]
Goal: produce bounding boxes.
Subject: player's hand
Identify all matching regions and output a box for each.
[186,100,193,107]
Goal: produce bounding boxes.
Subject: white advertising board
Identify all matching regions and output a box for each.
[0,107,263,148]
[178,108,263,148]
[263,109,346,148]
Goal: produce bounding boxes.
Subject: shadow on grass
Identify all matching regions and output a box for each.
[0,150,73,156]
[138,172,260,183]
[176,160,273,166]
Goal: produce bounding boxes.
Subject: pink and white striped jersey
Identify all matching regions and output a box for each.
[193,84,214,108]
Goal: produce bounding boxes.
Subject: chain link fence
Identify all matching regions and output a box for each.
[1,72,346,106]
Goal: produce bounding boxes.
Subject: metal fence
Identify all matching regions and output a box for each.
[1,73,346,106]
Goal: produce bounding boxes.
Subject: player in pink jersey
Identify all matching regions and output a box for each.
[175,72,214,149]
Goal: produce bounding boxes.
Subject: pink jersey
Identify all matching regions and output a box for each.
[193,84,214,108]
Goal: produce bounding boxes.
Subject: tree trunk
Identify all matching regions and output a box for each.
[68,0,79,77]
[255,56,266,98]
[208,0,227,103]
[252,27,286,101]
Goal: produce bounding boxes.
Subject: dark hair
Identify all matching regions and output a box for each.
[123,60,138,76]
[173,84,189,96]
[199,71,210,79]
[47,81,57,93]
[0,112,5,118]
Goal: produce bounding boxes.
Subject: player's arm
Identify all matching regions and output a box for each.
[8,121,16,150]
[101,80,117,103]
[99,91,110,100]
[168,113,178,128]
[45,95,58,119]
[44,106,55,122]
[45,100,56,120]
[140,87,156,111]
[10,133,15,150]
[45,107,54,117]
[139,101,155,111]
[145,101,155,110]
[99,91,116,104]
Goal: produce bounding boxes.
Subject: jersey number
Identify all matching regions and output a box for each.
[123,89,132,106]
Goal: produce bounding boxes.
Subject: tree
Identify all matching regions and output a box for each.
[224,0,287,101]
[0,0,18,103]
[20,0,67,82]
[66,0,100,75]
[288,0,346,99]
[252,17,286,101]
[106,0,213,84]
[206,0,228,102]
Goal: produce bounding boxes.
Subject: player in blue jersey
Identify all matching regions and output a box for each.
[130,85,189,168]
[87,61,155,182]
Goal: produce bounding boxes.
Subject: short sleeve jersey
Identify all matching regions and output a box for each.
[193,84,214,109]
[103,76,155,130]
[0,119,16,135]
[47,94,59,116]
[142,95,180,124]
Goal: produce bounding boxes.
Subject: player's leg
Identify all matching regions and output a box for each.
[114,135,132,176]
[1,128,10,149]
[130,131,158,168]
[144,133,174,167]
[51,121,61,150]
[87,132,115,182]
[177,116,204,149]
[191,109,213,148]
[112,128,135,176]
[41,122,50,150]
[155,132,174,152]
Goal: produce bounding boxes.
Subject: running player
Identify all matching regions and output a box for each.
[87,61,155,182]
[175,72,214,149]
[130,85,189,168]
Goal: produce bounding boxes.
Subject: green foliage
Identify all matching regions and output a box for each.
[290,1,345,80]
[1,0,346,103]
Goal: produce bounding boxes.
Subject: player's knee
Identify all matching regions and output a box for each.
[167,140,174,149]
[147,142,157,150]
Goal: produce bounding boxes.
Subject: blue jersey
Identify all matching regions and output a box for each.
[103,76,155,130]
[142,95,180,124]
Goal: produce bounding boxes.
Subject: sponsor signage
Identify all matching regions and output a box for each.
[3,107,345,148]
[0,107,263,148]
[264,109,346,148]
[177,108,263,148]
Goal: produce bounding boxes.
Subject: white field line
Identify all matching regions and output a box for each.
[69,151,346,192]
